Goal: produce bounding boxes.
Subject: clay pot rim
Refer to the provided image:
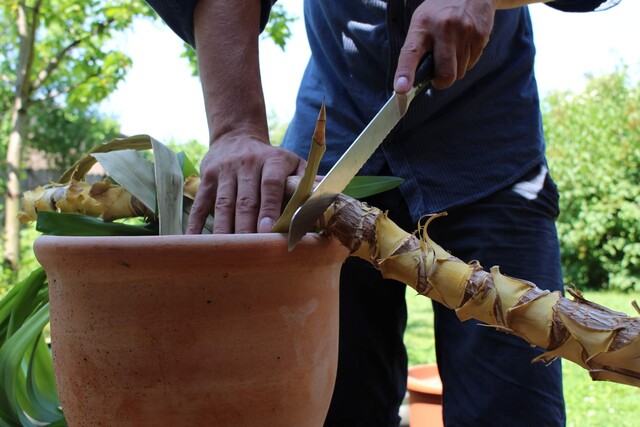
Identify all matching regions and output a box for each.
[34,232,328,246]
[34,232,350,262]
[407,363,442,394]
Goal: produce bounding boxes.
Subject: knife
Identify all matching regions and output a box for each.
[287,53,435,251]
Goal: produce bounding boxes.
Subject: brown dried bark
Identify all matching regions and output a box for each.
[22,175,640,387]
[306,180,640,388]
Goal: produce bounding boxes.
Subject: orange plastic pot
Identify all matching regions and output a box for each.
[34,233,349,427]
[407,363,443,427]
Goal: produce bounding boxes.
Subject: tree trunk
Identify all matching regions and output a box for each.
[3,2,38,271]
[4,104,27,270]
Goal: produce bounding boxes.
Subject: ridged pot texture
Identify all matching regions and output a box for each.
[34,233,348,427]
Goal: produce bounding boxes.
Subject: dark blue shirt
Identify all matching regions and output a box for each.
[146,0,608,221]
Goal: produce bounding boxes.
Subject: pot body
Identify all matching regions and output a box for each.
[407,364,443,427]
[35,233,348,427]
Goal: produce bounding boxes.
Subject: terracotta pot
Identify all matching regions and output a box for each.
[407,364,443,427]
[34,233,349,427]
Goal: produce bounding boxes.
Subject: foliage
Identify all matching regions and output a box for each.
[268,111,289,146]
[0,268,63,427]
[165,139,207,170]
[26,102,121,172]
[543,67,640,291]
[263,3,296,51]
[1,1,155,111]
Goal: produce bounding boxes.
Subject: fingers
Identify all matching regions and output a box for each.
[187,143,304,235]
[233,155,261,233]
[394,26,430,93]
[394,0,495,92]
[186,173,217,235]
[258,159,289,233]
[214,172,238,233]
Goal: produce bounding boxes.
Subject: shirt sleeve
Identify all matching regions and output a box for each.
[545,0,619,12]
[145,0,277,47]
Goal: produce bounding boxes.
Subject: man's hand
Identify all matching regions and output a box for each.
[187,131,306,234]
[190,0,307,234]
[394,0,496,92]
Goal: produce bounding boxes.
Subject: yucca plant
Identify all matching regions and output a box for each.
[3,108,640,425]
[0,129,402,426]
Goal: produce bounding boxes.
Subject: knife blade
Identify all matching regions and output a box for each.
[287,54,435,251]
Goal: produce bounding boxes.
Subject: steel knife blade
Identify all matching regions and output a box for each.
[287,54,435,250]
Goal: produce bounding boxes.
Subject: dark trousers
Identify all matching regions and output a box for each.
[324,164,566,427]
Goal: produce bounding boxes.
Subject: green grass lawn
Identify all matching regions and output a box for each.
[405,289,640,426]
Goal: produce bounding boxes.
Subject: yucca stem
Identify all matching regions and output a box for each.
[293,176,640,388]
[19,180,152,224]
[21,172,640,388]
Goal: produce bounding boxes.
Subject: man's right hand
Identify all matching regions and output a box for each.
[186,130,306,235]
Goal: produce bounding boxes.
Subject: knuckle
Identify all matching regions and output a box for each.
[239,152,259,169]
[215,196,234,211]
[189,201,209,217]
[400,41,422,57]
[201,166,218,182]
[411,11,430,29]
[261,175,283,192]
[236,196,259,214]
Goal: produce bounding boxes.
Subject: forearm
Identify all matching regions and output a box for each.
[194,0,269,144]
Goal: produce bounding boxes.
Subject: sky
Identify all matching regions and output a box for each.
[100,0,640,145]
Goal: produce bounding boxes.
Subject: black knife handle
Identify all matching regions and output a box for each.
[414,53,435,90]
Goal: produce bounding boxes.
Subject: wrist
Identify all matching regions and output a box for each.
[210,116,270,146]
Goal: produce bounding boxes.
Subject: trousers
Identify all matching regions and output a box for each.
[324,163,566,427]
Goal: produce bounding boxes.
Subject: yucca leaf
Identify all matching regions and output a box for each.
[0,287,20,340]
[151,138,184,235]
[176,151,199,178]
[36,212,158,236]
[0,269,62,427]
[0,303,58,427]
[343,176,404,199]
[6,269,47,338]
[91,150,157,213]
[59,134,154,183]
[24,334,63,422]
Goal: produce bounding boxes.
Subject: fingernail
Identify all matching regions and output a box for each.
[259,217,274,233]
[395,76,409,92]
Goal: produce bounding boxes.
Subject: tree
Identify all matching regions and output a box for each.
[543,67,640,291]
[1,0,156,272]
[27,102,122,172]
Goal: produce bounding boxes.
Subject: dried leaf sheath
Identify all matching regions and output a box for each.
[19,180,152,224]
[20,173,640,388]
[309,181,640,388]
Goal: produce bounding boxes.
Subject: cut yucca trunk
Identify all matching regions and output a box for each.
[300,177,640,388]
[19,180,152,224]
[21,172,640,388]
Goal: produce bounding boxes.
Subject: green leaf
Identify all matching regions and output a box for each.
[25,335,63,422]
[35,212,158,236]
[0,269,64,426]
[0,303,60,426]
[177,151,200,178]
[343,176,404,199]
